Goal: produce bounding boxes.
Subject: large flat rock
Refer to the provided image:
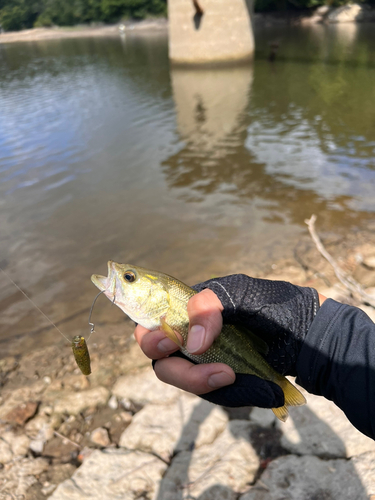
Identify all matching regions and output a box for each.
[51,386,110,415]
[112,368,181,406]
[278,390,375,458]
[48,448,168,500]
[240,452,375,500]
[158,420,259,500]
[119,394,228,461]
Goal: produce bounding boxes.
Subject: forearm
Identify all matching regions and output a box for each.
[296,299,375,439]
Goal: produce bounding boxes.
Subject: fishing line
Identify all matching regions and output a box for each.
[87,289,106,341]
[1,267,110,377]
[0,267,71,342]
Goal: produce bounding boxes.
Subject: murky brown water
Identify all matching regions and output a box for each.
[1,25,375,358]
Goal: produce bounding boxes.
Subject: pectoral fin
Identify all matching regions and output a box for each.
[160,317,183,348]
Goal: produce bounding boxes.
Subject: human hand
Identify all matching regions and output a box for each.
[134,288,239,396]
[134,273,319,409]
[192,275,322,378]
[134,275,322,408]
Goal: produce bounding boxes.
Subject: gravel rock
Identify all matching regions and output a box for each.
[24,414,56,443]
[29,438,45,454]
[52,386,110,415]
[112,368,181,406]
[158,420,259,500]
[107,395,118,410]
[0,440,13,464]
[278,391,375,458]
[0,431,30,463]
[6,432,30,457]
[0,457,49,498]
[90,427,111,447]
[120,411,132,424]
[0,385,45,421]
[48,448,168,500]
[239,453,373,500]
[4,400,38,425]
[119,394,228,461]
[364,257,375,269]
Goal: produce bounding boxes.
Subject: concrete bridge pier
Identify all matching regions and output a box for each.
[168,0,255,64]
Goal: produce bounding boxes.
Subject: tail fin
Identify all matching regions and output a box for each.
[272,376,306,422]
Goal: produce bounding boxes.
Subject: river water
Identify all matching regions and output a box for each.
[0,25,375,357]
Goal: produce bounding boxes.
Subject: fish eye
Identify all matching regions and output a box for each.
[124,271,136,283]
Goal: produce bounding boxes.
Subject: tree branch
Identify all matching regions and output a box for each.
[305,214,375,308]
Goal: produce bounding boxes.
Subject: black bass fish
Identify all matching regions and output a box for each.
[91,261,306,421]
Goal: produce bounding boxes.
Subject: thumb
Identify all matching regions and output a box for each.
[186,288,224,354]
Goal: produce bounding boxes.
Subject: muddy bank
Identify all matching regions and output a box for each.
[1,230,375,499]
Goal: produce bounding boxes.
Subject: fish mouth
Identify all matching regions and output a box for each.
[91,261,117,296]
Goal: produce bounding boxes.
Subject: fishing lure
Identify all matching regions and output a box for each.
[71,289,106,376]
[0,268,105,376]
[71,335,91,375]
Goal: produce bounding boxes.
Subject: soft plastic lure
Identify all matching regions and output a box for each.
[71,335,91,375]
[0,268,105,376]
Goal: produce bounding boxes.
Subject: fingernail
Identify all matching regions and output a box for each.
[186,325,205,353]
[157,338,177,353]
[208,372,235,389]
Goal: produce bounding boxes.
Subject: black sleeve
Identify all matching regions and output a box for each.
[296,299,375,440]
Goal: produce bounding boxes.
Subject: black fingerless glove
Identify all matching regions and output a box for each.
[190,275,319,409]
[153,275,319,410]
[169,350,286,409]
[193,275,320,376]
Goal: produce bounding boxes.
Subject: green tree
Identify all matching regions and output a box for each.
[101,0,166,21]
[0,0,167,30]
[0,0,43,31]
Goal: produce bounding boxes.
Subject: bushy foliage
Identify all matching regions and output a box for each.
[0,0,43,31]
[101,0,166,21]
[0,0,167,31]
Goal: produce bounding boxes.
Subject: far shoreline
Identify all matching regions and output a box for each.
[1,4,375,45]
[0,19,168,44]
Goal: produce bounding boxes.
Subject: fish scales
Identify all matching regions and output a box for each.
[91,261,306,421]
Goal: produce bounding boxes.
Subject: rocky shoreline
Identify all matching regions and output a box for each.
[253,2,375,26]
[1,230,375,499]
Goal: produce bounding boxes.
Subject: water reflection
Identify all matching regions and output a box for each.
[164,48,375,220]
[165,65,253,197]
[170,65,253,153]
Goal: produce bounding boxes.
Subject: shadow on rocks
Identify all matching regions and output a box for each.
[155,396,370,500]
